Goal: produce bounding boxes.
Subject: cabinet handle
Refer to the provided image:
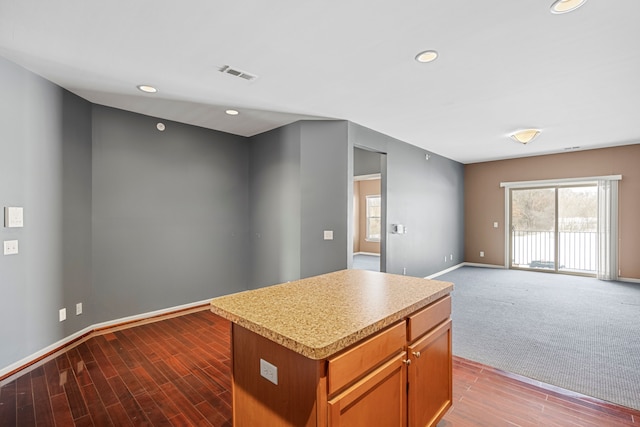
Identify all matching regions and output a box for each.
[412,351,421,358]
[403,359,411,366]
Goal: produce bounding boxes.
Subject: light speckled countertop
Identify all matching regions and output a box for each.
[210,269,453,360]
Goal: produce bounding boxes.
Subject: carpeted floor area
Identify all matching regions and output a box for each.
[353,254,380,271]
[437,266,640,411]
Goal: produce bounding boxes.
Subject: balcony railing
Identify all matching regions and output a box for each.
[511,230,597,273]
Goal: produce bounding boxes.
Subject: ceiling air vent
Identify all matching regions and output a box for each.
[218,65,258,81]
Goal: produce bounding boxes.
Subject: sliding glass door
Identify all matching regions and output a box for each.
[511,188,556,271]
[558,186,597,273]
[510,184,597,275]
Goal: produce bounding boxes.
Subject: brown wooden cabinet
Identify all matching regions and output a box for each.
[406,295,453,427]
[407,319,453,427]
[328,352,407,427]
[229,294,452,427]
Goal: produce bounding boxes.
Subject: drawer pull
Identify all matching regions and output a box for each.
[403,359,411,366]
[412,351,421,358]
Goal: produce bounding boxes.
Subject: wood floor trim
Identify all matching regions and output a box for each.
[452,357,640,423]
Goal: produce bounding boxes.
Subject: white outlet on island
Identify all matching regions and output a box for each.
[260,358,278,385]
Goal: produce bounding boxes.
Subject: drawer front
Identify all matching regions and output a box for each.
[407,295,451,342]
[328,321,406,395]
[328,352,407,427]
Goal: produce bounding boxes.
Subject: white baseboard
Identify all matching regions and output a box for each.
[0,298,212,383]
[462,262,507,269]
[618,277,640,284]
[425,263,465,279]
[427,263,639,285]
[425,262,506,280]
[354,252,381,256]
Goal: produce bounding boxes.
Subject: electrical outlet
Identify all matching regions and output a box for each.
[260,358,278,385]
[59,308,66,322]
[323,230,333,240]
[403,267,406,275]
[480,251,485,257]
[444,256,447,262]
[3,240,18,255]
[76,303,83,315]
[450,254,453,261]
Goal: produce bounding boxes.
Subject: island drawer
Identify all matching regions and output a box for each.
[407,295,451,342]
[327,321,406,395]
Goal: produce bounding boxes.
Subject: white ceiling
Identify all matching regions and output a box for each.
[1,0,639,164]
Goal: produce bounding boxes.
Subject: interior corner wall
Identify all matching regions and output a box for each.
[300,121,350,278]
[348,123,465,278]
[0,57,93,370]
[464,144,640,279]
[248,124,302,289]
[91,106,250,322]
[248,120,350,287]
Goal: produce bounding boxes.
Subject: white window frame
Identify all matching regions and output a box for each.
[365,195,381,242]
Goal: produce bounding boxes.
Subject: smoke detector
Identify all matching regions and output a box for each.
[218,65,258,81]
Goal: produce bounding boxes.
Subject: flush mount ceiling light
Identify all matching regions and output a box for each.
[510,129,540,144]
[137,84,158,93]
[225,109,239,116]
[415,50,439,63]
[550,0,587,14]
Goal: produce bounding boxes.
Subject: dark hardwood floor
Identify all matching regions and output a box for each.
[1,309,638,426]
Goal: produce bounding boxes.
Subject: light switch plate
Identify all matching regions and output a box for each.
[323,230,333,240]
[4,207,24,228]
[3,240,18,255]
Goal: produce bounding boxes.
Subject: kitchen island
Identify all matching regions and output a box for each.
[210,269,454,427]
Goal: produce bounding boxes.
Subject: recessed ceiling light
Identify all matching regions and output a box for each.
[550,0,587,14]
[415,50,439,63]
[137,85,158,93]
[225,109,239,116]
[510,129,540,144]
[156,122,165,131]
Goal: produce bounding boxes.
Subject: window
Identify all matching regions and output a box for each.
[502,174,621,280]
[366,195,381,242]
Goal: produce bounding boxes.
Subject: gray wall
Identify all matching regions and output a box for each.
[354,147,382,176]
[0,57,93,369]
[92,106,249,322]
[300,121,350,278]
[248,120,350,287]
[0,55,464,372]
[248,124,302,288]
[349,122,465,278]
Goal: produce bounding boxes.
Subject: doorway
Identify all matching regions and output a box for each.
[352,147,386,272]
[510,184,598,275]
[353,175,381,271]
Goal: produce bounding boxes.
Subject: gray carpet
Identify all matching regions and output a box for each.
[353,254,380,271]
[437,266,640,411]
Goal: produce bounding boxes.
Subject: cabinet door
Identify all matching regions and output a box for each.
[328,352,407,427]
[407,320,452,427]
